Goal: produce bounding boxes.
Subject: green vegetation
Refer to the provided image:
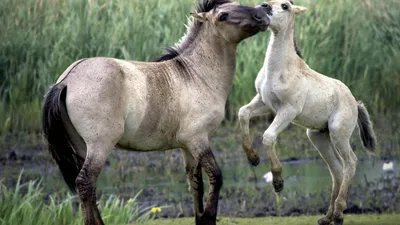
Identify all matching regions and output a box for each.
[141,214,400,225]
[1,0,399,146]
[0,173,155,225]
[1,1,399,222]
[2,172,399,225]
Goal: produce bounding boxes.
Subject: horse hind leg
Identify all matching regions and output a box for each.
[329,114,358,225]
[76,141,117,225]
[72,120,124,224]
[307,129,344,225]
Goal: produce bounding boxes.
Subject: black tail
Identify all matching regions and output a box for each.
[42,84,84,193]
[357,101,377,154]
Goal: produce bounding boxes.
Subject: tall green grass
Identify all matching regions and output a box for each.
[0,172,155,225]
[0,0,399,138]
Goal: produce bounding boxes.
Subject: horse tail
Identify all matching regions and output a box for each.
[42,84,85,193]
[357,101,376,154]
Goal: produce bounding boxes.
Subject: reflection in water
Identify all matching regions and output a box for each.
[96,158,398,199]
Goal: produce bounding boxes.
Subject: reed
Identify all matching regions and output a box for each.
[0,172,154,225]
[0,0,399,137]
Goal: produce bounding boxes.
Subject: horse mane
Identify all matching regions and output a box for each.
[290,1,303,58]
[154,0,231,62]
[293,33,303,58]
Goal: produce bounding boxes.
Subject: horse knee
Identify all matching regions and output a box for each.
[205,165,223,191]
[208,165,223,190]
[238,106,250,123]
[186,167,203,195]
[197,149,223,190]
[262,130,276,146]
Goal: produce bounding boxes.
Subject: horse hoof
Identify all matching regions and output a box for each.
[318,217,332,225]
[333,218,343,225]
[273,179,284,192]
[197,219,216,225]
[197,213,216,225]
[248,153,260,166]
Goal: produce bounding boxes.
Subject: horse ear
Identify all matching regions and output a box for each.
[293,5,307,15]
[190,12,208,22]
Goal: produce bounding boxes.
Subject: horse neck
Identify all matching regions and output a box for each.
[182,25,238,98]
[264,21,299,81]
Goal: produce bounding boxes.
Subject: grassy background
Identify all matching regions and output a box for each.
[0,0,399,144]
[0,174,158,225]
[1,173,398,225]
[141,214,400,225]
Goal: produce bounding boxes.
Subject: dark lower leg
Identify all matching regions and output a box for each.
[198,149,223,225]
[267,143,283,192]
[188,164,204,223]
[76,160,105,225]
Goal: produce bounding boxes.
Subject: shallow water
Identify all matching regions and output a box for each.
[97,157,399,196]
[1,146,399,217]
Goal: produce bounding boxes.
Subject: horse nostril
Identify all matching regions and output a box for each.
[253,14,262,21]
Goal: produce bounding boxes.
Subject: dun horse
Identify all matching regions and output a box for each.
[238,1,376,225]
[42,0,269,224]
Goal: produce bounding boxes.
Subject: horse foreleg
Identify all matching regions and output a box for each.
[181,149,204,224]
[262,107,297,192]
[238,94,268,166]
[307,129,344,225]
[76,143,113,225]
[187,141,222,225]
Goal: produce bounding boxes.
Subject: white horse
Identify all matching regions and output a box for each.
[238,1,376,225]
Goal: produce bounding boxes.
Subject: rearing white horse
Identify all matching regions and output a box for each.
[238,1,376,225]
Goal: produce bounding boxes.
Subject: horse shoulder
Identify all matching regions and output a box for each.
[176,88,226,144]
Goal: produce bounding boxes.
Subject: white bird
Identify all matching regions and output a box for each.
[382,161,394,172]
[263,171,273,183]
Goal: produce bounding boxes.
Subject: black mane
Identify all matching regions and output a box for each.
[154,0,231,62]
[293,34,303,58]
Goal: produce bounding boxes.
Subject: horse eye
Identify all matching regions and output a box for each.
[218,13,229,21]
[281,4,289,10]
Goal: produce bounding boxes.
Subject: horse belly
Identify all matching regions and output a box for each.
[292,99,333,130]
[117,131,175,151]
[292,112,329,130]
[116,109,180,151]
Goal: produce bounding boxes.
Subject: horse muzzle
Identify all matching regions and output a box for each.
[254,7,270,31]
